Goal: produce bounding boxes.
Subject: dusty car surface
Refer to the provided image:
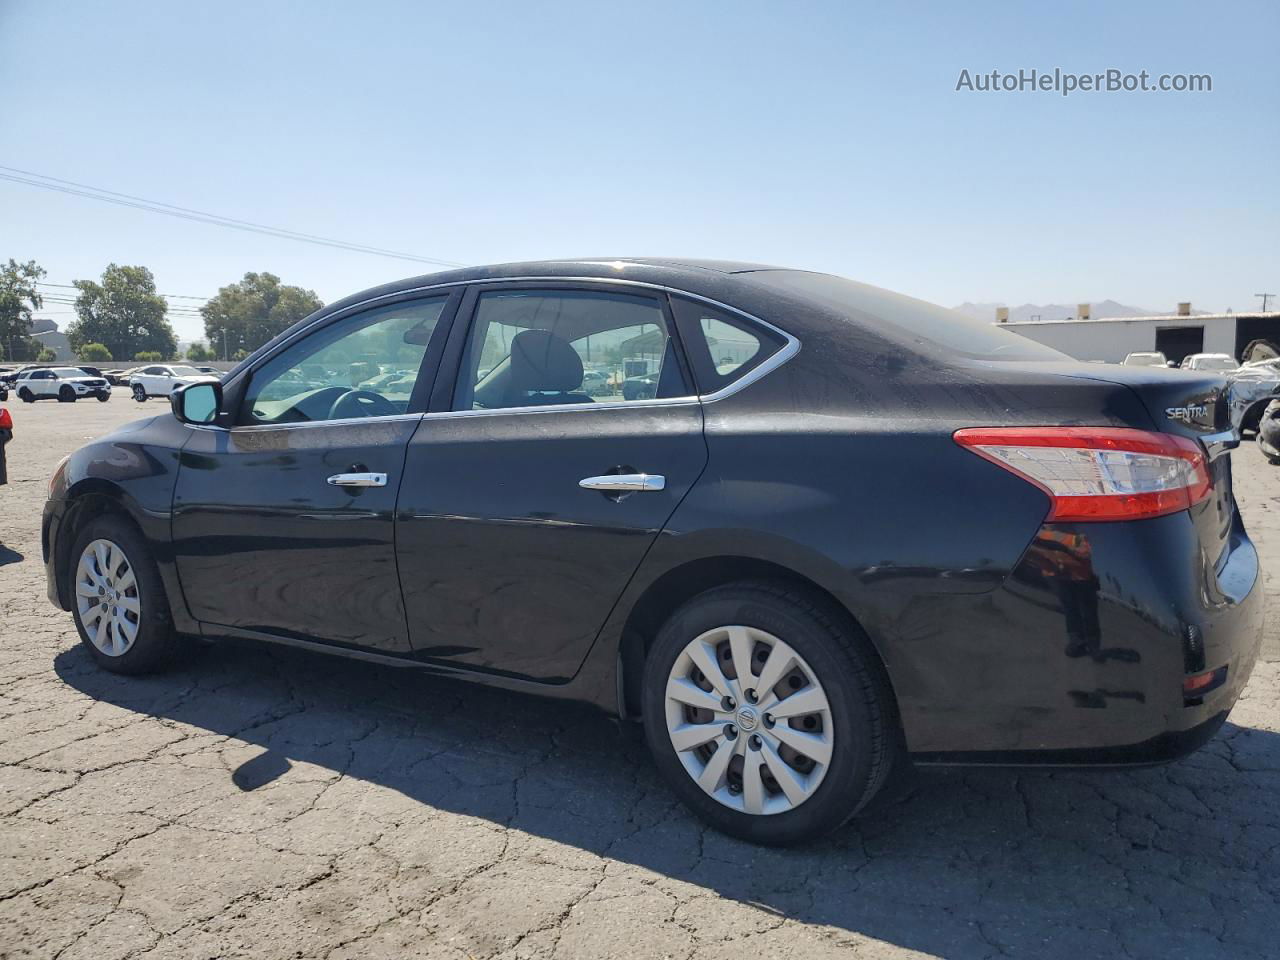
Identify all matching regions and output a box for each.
[43,258,1263,844]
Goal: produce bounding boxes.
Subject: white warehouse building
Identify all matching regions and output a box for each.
[999,307,1280,365]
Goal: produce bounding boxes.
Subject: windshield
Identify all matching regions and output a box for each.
[1194,357,1237,372]
[1125,353,1165,366]
[747,270,1067,360]
[52,367,88,377]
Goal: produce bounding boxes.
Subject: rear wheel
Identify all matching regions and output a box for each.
[69,516,177,674]
[19,387,34,403]
[58,385,76,403]
[643,581,896,845]
[132,384,147,402]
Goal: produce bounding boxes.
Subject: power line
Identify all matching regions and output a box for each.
[38,281,212,301]
[1,164,467,268]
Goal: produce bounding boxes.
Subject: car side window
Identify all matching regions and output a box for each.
[669,296,786,394]
[454,289,688,410]
[242,296,449,425]
[143,367,164,375]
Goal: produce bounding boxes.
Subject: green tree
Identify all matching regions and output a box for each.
[0,259,46,362]
[36,347,57,362]
[79,342,113,362]
[134,350,163,362]
[68,265,178,362]
[232,348,249,362]
[186,342,215,362]
[201,272,323,357]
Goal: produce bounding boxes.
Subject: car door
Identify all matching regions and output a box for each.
[395,282,708,681]
[34,370,56,397]
[135,366,161,394]
[171,291,459,653]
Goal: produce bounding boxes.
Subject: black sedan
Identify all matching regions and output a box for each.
[43,259,1263,844]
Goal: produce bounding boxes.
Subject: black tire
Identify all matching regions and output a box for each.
[132,384,147,402]
[96,391,110,402]
[19,387,35,403]
[68,514,177,674]
[58,385,76,403]
[642,581,897,845]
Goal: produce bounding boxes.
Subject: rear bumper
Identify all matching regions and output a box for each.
[890,510,1263,765]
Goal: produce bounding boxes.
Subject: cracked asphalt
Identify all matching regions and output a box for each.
[2,399,1278,960]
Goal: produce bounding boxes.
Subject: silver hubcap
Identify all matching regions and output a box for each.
[74,539,140,656]
[664,625,834,816]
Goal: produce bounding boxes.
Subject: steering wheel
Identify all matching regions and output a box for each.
[327,389,399,421]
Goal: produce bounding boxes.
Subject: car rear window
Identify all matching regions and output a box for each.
[746,270,1067,361]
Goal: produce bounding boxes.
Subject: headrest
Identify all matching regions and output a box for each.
[508,329,584,392]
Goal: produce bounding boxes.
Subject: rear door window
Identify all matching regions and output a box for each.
[454,289,690,410]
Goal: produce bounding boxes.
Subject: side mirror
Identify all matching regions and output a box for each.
[171,381,222,425]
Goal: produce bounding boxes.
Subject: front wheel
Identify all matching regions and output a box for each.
[59,385,76,403]
[132,384,147,402]
[96,391,110,402]
[69,515,177,674]
[642,582,897,845]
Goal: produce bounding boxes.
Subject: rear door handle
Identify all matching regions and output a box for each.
[579,473,665,492]
[327,472,387,488]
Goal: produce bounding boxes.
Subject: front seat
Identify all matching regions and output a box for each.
[505,329,594,407]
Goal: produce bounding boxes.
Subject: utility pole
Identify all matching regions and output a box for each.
[1256,293,1276,313]
[222,328,228,361]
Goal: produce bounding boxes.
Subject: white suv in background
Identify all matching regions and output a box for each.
[1180,353,1239,373]
[128,364,219,401]
[14,367,112,403]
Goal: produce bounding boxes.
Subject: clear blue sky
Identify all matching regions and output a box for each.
[2,0,1276,341]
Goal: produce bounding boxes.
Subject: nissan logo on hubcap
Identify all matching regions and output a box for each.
[736,706,759,731]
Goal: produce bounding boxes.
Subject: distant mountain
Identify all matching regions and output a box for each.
[952,300,1164,323]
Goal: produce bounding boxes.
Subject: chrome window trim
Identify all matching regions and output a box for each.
[422,397,700,421]
[187,412,423,433]
[220,272,798,422]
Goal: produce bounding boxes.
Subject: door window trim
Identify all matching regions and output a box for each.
[214,289,462,430]
[429,280,700,418]
[214,277,797,425]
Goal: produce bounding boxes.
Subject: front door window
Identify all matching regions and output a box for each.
[243,296,449,424]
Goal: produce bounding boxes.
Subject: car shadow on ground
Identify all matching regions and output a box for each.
[54,638,1279,959]
[0,545,23,566]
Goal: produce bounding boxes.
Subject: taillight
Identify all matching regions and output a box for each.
[953,427,1211,522]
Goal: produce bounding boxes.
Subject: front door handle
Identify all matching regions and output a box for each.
[327,472,387,488]
[579,473,665,492]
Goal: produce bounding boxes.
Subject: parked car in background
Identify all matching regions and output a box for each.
[44,258,1262,845]
[103,368,134,386]
[193,366,222,376]
[1227,360,1280,433]
[77,366,104,379]
[1257,399,1280,464]
[581,369,610,396]
[14,367,111,402]
[1,364,42,386]
[622,371,658,400]
[128,364,219,401]
[1181,353,1238,373]
[1122,351,1168,367]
